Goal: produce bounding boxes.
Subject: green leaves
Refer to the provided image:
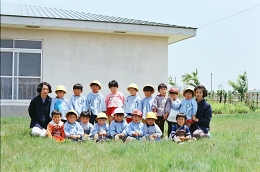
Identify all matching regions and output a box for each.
[228,71,248,102]
[182,68,201,87]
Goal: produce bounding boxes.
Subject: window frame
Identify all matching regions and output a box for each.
[0,39,43,103]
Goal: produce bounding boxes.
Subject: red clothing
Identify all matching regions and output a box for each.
[47,120,65,142]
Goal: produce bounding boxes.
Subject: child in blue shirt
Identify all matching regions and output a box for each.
[141,84,155,124]
[179,88,198,128]
[49,85,69,123]
[69,83,85,118]
[171,113,191,143]
[64,110,84,142]
[109,107,128,142]
[92,112,110,142]
[123,83,141,123]
[125,110,145,142]
[79,111,93,140]
[143,112,162,141]
[85,80,106,125]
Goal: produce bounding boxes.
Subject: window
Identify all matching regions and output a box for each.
[0,39,42,100]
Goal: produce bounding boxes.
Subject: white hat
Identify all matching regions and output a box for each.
[112,107,127,117]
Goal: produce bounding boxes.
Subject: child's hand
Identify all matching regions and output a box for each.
[98,132,103,136]
[132,132,137,137]
[152,134,157,139]
[163,114,168,120]
[186,136,190,140]
[119,134,124,138]
[136,132,141,136]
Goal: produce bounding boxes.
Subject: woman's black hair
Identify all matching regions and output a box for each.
[194,85,208,98]
[51,110,62,117]
[73,83,83,90]
[37,82,52,93]
[80,111,91,118]
[157,83,167,91]
[176,113,187,121]
[108,80,118,88]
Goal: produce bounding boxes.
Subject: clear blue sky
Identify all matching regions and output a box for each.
[3,0,260,91]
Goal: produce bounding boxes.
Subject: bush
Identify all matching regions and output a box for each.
[209,101,251,114]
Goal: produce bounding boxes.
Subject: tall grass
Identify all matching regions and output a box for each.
[209,101,251,114]
[1,114,260,171]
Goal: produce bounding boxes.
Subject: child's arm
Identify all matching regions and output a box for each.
[85,94,90,112]
[125,123,134,136]
[76,123,84,137]
[46,124,53,138]
[163,98,171,120]
[49,99,55,118]
[154,124,162,138]
[179,99,185,114]
[143,125,148,138]
[68,96,74,112]
[170,125,177,139]
[192,98,198,116]
[61,125,65,138]
[172,99,181,110]
[120,93,126,106]
[109,121,116,137]
[63,123,71,138]
[88,124,94,137]
[100,93,106,113]
[185,126,191,139]
[152,97,158,112]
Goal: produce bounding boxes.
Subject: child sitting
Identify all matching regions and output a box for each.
[46,110,65,142]
[79,111,94,140]
[109,107,128,142]
[143,112,162,141]
[179,88,198,128]
[92,112,110,142]
[64,110,84,142]
[123,83,141,123]
[85,80,106,125]
[69,83,85,118]
[49,85,69,123]
[141,84,155,124]
[171,113,192,143]
[125,110,145,142]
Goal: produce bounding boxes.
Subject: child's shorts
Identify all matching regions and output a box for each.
[186,119,194,124]
[106,107,117,116]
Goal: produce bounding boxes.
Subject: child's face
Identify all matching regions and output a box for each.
[67,114,77,123]
[80,116,90,124]
[144,91,152,98]
[146,118,155,125]
[184,91,193,100]
[73,89,82,96]
[159,87,167,96]
[56,91,66,98]
[169,93,178,100]
[195,89,203,101]
[91,85,100,93]
[52,114,61,124]
[41,85,49,97]
[128,88,137,96]
[177,117,185,126]
[114,114,124,122]
[97,118,106,125]
[132,115,142,123]
[109,86,118,94]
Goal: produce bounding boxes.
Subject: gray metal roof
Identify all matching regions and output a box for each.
[1,2,196,29]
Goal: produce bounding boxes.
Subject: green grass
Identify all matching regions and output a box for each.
[1,114,260,171]
[209,101,252,114]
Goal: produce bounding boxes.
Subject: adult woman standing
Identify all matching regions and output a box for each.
[28,82,52,136]
[190,85,212,138]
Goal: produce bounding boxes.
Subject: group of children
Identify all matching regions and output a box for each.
[44,80,198,143]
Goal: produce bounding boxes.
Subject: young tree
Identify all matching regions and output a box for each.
[168,76,176,87]
[182,68,200,87]
[228,71,248,102]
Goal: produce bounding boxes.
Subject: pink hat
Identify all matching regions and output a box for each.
[132,110,142,117]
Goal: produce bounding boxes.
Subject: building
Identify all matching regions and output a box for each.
[0,2,196,116]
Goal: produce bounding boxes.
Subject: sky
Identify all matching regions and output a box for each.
[2,0,260,91]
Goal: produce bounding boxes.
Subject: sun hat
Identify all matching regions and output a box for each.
[143,84,155,93]
[127,83,138,92]
[96,112,108,119]
[55,85,66,93]
[112,107,127,117]
[169,87,179,94]
[183,88,194,97]
[90,80,102,89]
[145,112,157,119]
[132,110,142,117]
[66,110,78,119]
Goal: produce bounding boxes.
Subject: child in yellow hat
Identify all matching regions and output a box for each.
[143,112,162,141]
[92,112,109,142]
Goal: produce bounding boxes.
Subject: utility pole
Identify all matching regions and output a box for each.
[211,73,212,92]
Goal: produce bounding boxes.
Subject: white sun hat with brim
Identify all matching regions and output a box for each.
[112,107,127,117]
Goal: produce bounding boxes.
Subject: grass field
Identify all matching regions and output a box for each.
[1,114,260,171]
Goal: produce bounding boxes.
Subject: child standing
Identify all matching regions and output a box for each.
[125,110,145,142]
[46,110,65,142]
[166,87,181,137]
[143,112,162,141]
[69,83,85,118]
[179,88,198,128]
[105,80,125,124]
[141,84,155,124]
[152,83,171,136]
[85,80,106,125]
[92,112,110,142]
[64,110,84,142]
[123,83,141,123]
[171,113,191,143]
[109,107,128,142]
[79,111,94,140]
[49,85,69,123]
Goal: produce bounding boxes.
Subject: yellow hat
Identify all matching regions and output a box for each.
[145,112,157,119]
[66,110,78,119]
[55,85,66,93]
[143,84,155,93]
[183,88,195,97]
[90,80,102,89]
[96,112,107,120]
[127,83,138,92]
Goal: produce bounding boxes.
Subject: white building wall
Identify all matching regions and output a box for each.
[1,28,168,116]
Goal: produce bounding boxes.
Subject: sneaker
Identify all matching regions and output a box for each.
[124,136,131,143]
[115,135,120,142]
[141,136,146,142]
[94,134,98,141]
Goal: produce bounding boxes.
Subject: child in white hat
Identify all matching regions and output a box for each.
[92,112,110,142]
